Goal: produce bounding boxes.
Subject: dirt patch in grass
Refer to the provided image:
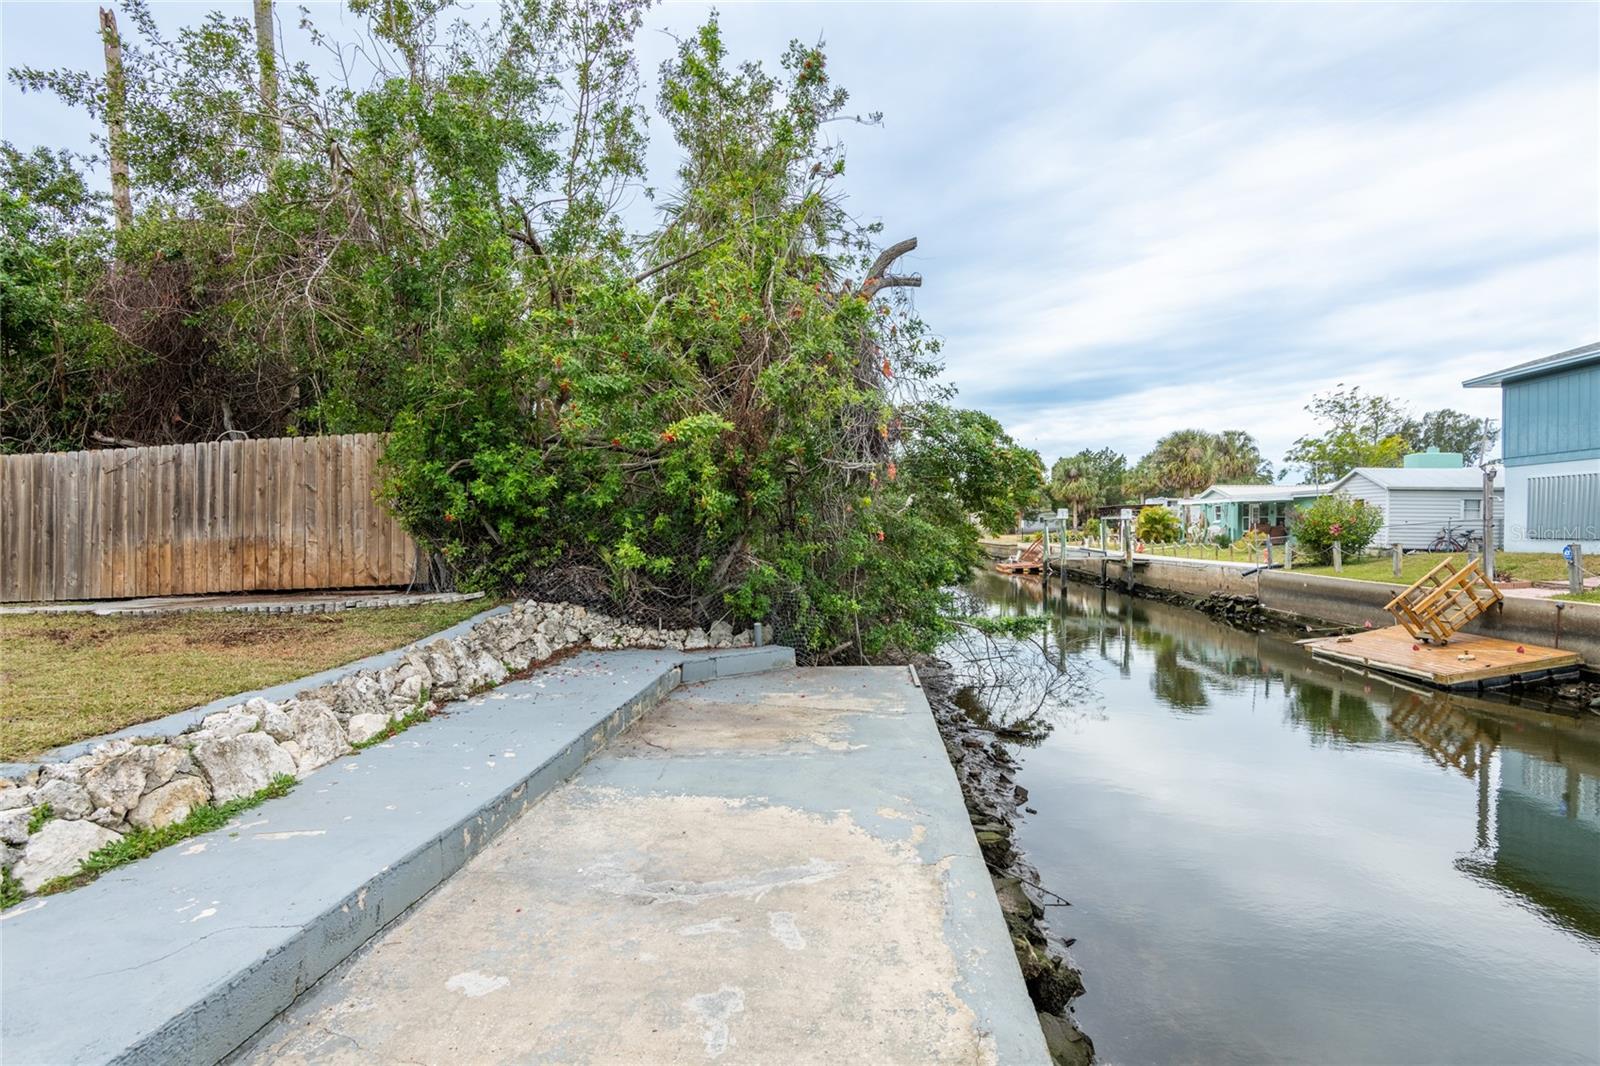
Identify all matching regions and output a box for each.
[0,600,493,762]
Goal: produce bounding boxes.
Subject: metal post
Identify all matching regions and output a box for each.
[1482,464,1497,582]
[1333,540,1343,572]
[1480,420,1497,583]
[1569,544,1584,596]
[753,622,765,647]
[1392,543,1402,579]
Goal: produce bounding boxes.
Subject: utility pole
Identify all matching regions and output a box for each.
[99,8,133,230]
[1480,418,1497,583]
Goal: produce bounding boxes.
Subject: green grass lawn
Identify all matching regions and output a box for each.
[1292,551,1574,585]
[0,599,491,761]
[1555,589,1600,604]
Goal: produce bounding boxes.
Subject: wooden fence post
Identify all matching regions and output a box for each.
[1392,543,1403,579]
[1333,540,1343,572]
[1569,544,1584,596]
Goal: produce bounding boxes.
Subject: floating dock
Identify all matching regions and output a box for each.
[1302,625,1583,691]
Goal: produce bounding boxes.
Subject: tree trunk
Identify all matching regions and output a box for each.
[253,0,280,157]
[99,8,133,230]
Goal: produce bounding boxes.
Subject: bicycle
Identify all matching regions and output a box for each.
[1427,521,1481,553]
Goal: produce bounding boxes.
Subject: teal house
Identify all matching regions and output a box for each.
[1464,341,1600,553]
[1179,484,1328,542]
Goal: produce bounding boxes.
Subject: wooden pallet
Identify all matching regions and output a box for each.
[1383,555,1502,644]
[1302,625,1581,690]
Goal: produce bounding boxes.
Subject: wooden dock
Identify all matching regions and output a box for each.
[1301,625,1582,691]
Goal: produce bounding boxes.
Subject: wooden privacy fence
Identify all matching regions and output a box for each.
[0,433,426,603]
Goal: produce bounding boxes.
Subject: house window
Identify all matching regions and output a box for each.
[1462,498,1482,520]
[1213,505,1223,522]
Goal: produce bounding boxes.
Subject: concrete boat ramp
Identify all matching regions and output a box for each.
[2,650,1046,1064]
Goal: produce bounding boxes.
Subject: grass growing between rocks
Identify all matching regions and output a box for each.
[352,701,436,750]
[31,774,298,900]
[0,600,492,761]
[1,867,22,909]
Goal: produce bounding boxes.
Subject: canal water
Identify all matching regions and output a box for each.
[964,571,1600,1065]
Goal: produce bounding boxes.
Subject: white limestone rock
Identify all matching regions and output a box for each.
[0,808,32,845]
[193,733,296,804]
[287,700,349,774]
[261,705,296,741]
[87,806,126,830]
[129,776,210,830]
[389,672,426,714]
[200,709,260,739]
[0,784,35,812]
[33,778,93,820]
[84,752,149,817]
[14,819,122,893]
[144,745,194,791]
[345,713,390,746]
[684,627,711,651]
[709,620,734,648]
[473,653,508,688]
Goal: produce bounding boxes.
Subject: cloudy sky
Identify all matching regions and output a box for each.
[4,2,1596,472]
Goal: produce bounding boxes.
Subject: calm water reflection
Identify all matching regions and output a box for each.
[966,572,1600,1065]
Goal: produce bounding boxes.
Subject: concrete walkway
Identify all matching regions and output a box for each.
[237,668,1047,1065]
[0,646,790,1065]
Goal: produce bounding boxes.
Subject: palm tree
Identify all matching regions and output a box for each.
[1210,430,1272,484]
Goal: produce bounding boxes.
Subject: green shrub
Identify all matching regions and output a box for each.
[1134,506,1181,544]
[1290,493,1384,564]
[1082,517,1101,541]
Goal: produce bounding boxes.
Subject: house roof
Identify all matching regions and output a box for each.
[1183,484,1327,503]
[1462,341,1600,388]
[1327,467,1496,492]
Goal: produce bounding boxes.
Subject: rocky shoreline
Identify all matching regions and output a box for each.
[920,662,1094,1066]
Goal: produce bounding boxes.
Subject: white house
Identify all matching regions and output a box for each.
[1464,342,1600,554]
[1323,461,1504,550]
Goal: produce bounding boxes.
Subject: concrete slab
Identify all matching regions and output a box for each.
[0,646,793,1065]
[237,668,1049,1065]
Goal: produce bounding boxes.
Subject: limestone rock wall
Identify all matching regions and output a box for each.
[1,601,750,898]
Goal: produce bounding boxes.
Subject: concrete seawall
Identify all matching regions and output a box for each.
[1061,557,1600,666]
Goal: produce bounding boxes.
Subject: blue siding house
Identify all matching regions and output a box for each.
[1464,342,1600,552]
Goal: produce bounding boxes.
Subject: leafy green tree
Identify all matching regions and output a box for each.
[1132,429,1268,497]
[1399,409,1497,465]
[1282,386,1410,483]
[11,4,1042,664]
[1048,447,1125,524]
[0,146,117,451]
